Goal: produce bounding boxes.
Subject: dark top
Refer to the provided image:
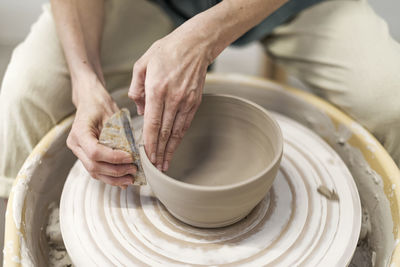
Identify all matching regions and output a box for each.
[151,0,325,46]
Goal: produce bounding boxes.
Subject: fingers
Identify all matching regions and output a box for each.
[155,101,179,170]
[183,97,201,135]
[143,91,164,165]
[162,110,187,171]
[80,133,133,164]
[89,161,137,178]
[162,92,200,171]
[67,122,136,187]
[71,146,135,187]
[128,60,146,115]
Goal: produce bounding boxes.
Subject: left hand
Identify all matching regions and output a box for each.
[128,27,211,172]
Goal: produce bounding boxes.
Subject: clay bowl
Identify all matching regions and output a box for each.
[139,94,283,228]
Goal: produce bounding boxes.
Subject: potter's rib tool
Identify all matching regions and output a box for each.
[99,108,146,185]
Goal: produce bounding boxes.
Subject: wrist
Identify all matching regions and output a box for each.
[70,58,104,83]
[71,71,108,108]
[185,0,287,62]
[179,5,239,63]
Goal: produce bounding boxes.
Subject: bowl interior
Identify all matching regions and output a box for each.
[166,94,281,187]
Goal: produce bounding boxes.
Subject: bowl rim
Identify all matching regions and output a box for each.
[139,93,283,192]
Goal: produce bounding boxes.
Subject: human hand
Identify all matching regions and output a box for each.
[67,78,137,188]
[128,28,211,172]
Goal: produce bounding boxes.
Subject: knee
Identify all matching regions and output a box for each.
[0,52,37,115]
[329,55,400,133]
[1,51,43,113]
[330,62,400,166]
[0,46,72,124]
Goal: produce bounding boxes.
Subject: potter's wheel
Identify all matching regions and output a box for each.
[60,113,361,266]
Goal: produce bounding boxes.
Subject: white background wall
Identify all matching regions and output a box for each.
[0,0,47,45]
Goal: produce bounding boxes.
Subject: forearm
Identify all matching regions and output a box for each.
[176,0,288,63]
[51,0,105,105]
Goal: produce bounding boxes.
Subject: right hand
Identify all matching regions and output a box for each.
[67,78,137,188]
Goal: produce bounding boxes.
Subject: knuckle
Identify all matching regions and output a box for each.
[149,119,162,130]
[170,91,185,104]
[170,129,183,139]
[186,96,197,108]
[133,61,142,72]
[66,136,73,149]
[154,86,167,98]
[165,149,174,156]
[164,150,175,160]
[156,146,165,157]
[149,81,168,97]
[132,93,142,102]
[114,168,127,177]
[89,171,98,179]
[159,129,171,142]
[110,171,120,177]
[87,147,99,160]
[86,162,96,173]
[110,153,120,164]
[182,123,191,133]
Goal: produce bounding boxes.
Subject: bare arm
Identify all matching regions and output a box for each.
[129,0,287,171]
[51,0,137,188]
[51,0,104,95]
[200,0,287,61]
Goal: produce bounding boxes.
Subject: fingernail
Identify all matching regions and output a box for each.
[157,164,162,171]
[151,153,156,163]
[163,161,169,171]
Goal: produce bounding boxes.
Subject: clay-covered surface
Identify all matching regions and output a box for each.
[60,112,360,266]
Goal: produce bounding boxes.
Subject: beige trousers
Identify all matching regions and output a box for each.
[0,0,173,198]
[263,0,400,167]
[0,0,399,198]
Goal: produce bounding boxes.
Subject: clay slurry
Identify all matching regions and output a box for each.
[166,97,275,186]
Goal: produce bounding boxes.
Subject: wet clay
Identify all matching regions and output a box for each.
[139,94,283,228]
[46,202,72,267]
[166,94,276,186]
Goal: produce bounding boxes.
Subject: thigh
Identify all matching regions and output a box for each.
[0,0,173,196]
[101,0,173,91]
[0,0,173,128]
[263,0,400,165]
[0,4,73,192]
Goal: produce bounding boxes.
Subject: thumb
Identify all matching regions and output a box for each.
[129,60,146,115]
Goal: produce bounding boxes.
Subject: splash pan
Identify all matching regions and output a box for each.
[4,74,399,267]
